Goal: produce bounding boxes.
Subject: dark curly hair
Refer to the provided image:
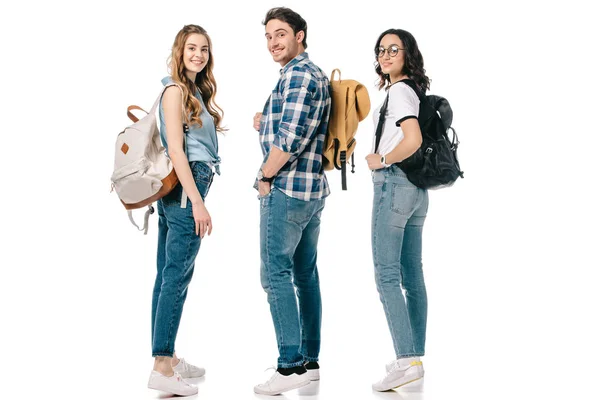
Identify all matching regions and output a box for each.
[374,29,430,93]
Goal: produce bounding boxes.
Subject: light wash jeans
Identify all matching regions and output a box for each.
[372,165,428,358]
[260,188,326,368]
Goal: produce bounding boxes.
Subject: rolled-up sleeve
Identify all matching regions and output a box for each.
[272,70,314,157]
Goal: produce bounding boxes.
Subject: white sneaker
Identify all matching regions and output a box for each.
[172,358,206,378]
[148,371,198,396]
[306,368,320,381]
[373,358,424,392]
[254,370,311,395]
[385,357,422,372]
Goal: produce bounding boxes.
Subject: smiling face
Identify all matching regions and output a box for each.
[265,18,304,67]
[182,33,209,81]
[377,34,406,81]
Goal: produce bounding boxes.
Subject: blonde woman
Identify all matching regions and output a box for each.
[148,24,224,396]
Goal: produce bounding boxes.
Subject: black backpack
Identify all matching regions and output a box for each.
[375,79,464,189]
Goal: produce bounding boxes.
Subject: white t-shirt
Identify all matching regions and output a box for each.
[371,82,420,156]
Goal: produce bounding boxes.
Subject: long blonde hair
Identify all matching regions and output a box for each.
[168,24,225,132]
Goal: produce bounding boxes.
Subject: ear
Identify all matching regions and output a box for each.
[296,30,305,45]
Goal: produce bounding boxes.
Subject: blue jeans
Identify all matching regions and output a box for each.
[372,165,428,358]
[151,161,214,357]
[260,188,326,368]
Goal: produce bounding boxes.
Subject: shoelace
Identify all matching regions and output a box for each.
[389,359,422,373]
[173,372,182,382]
[173,372,194,386]
[261,366,278,385]
[178,359,189,370]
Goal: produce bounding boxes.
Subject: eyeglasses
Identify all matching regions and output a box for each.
[376,45,404,58]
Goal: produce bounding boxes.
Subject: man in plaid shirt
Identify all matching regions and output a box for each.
[252,7,331,396]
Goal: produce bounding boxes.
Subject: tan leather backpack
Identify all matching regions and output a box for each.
[322,69,371,190]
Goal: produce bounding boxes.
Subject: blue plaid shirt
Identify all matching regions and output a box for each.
[258,52,331,201]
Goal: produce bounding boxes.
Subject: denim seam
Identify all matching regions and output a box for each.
[294,201,305,359]
[396,274,417,357]
[375,177,415,357]
[298,206,312,360]
[397,353,422,358]
[279,360,306,368]
[374,184,400,355]
[265,195,286,360]
[297,280,306,358]
[152,352,174,357]
[151,201,166,354]
[164,221,195,357]
[300,204,323,361]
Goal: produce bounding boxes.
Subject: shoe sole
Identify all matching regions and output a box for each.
[392,375,423,389]
[373,374,424,392]
[254,379,311,395]
[148,382,198,396]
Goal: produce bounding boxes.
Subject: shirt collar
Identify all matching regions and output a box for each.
[280,52,309,74]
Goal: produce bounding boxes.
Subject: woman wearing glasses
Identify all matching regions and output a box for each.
[365,29,430,391]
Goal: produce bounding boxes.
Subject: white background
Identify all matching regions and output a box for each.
[1,0,599,399]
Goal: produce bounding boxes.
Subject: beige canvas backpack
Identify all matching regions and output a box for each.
[110,84,182,234]
[323,69,371,190]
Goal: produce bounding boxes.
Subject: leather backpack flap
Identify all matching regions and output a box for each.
[355,83,371,122]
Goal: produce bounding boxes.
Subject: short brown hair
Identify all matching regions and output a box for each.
[262,7,308,49]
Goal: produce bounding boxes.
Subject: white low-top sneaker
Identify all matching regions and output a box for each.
[173,358,206,378]
[373,358,424,392]
[386,357,423,372]
[148,371,198,396]
[254,370,311,395]
[306,368,320,381]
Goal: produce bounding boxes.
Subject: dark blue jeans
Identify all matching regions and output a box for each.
[151,161,213,357]
[260,188,326,368]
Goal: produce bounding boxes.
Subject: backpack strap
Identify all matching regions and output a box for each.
[180,123,190,208]
[397,79,436,122]
[155,83,190,209]
[397,79,423,99]
[330,68,341,82]
[374,94,390,153]
[127,205,154,235]
[127,105,148,123]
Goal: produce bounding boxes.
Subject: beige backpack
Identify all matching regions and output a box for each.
[111,84,182,234]
[323,69,371,190]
